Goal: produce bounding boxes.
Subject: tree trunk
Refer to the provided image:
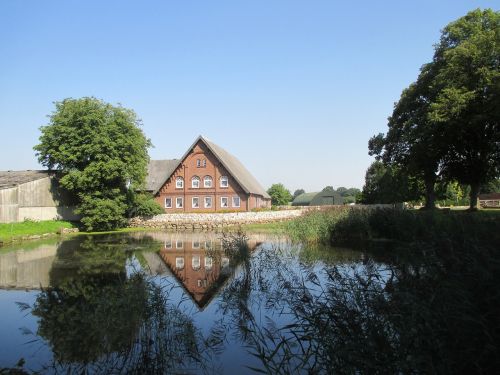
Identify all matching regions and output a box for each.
[423,176,436,209]
[469,182,480,210]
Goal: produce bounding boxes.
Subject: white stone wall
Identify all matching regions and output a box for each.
[129,209,303,230]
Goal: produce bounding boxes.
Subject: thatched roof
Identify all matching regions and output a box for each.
[148,136,270,199]
[0,170,50,190]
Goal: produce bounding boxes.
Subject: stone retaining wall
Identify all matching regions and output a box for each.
[129,210,304,230]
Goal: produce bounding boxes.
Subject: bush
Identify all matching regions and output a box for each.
[128,194,164,218]
[77,195,128,232]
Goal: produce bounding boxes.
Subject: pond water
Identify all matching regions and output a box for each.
[0,231,381,374]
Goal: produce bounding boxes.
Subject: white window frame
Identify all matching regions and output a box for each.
[192,255,201,270]
[221,196,229,208]
[196,159,201,167]
[175,177,184,189]
[232,196,240,208]
[203,176,213,188]
[192,197,200,209]
[204,196,212,208]
[164,240,172,249]
[175,257,184,269]
[191,176,200,188]
[176,197,183,208]
[192,241,200,249]
[205,257,213,270]
[220,176,229,188]
[202,159,207,167]
[176,240,183,249]
[165,197,172,209]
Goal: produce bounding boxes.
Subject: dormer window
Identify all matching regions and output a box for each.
[220,176,228,188]
[175,177,184,189]
[191,176,200,188]
[204,176,213,188]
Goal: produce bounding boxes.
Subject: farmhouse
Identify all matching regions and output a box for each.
[146,136,271,212]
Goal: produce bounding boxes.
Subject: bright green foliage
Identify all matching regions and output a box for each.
[34,97,151,231]
[267,183,293,206]
[128,193,164,217]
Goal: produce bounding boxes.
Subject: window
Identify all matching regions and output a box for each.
[191,176,200,188]
[164,240,172,249]
[221,197,229,208]
[221,257,230,268]
[232,196,240,208]
[204,196,212,208]
[192,197,199,208]
[175,177,184,189]
[204,176,213,188]
[175,257,184,269]
[202,159,206,167]
[192,241,200,249]
[205,257,213,270]
[192,255,201,270]
[196,159,201,167]
[220,176,228,188]
[176,197,183,208]
[165,197,172,208]
[176,240,183,249]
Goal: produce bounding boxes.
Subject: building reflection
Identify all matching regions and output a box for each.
[158,233,262,310]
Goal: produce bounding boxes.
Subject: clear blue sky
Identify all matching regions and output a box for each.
[0,1,496,192]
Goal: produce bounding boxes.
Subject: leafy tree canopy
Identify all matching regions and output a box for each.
[293,189,306,200]
[267,183,293,206]
[34,97,152,231]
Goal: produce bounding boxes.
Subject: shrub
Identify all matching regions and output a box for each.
[128,194,164,218]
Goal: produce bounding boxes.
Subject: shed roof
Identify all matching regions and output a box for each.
[0,170,50,190]
[292,192,318,206]
[479,193,500,200]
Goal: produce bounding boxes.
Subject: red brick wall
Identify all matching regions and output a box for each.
[155,141,252,212]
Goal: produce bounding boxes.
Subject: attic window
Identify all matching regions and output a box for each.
[196,159,201,167]
[202,159,206,167]
[220,176,228,188]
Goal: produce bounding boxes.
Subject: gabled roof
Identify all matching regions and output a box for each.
[149,136,270,198]
[145,159,179,193]
[0,170,51,190]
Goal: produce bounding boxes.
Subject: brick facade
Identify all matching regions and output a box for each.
[154,140,270,213]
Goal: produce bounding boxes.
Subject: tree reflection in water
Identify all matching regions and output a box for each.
[26,236,225,374]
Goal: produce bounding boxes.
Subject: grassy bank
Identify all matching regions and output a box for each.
[0,220,77,244]
[285,206,500,246]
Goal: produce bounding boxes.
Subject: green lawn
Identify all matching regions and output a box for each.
[0,220,76,244]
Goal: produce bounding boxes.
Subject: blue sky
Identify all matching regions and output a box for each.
[0,1,496,192]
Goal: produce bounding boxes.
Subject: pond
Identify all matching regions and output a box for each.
[0,230,495,374]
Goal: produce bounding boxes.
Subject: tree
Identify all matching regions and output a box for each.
[293,189,306,200]
[322,186,335,193]
[429,9,500,209]
[361,161,422,204]
[267,183,292,206]
[34,97,151,231]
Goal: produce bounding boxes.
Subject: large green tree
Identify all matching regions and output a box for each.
[267,183,293,206]
[370,9,499,210]
[34,97,152,231]
[430,9,500,209]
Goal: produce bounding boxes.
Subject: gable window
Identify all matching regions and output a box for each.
[232,196,241,208]
[204,196,212,208]
[220,176,229,188]
[196,159,201,167]
[221,197,229,208]
[175,177,184,189]
[176,197,183,208]
[165,197,172,208]
[202,159,206,167]
[204,176,213,188]
[192,197,200,209]
[192,176,200,188]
